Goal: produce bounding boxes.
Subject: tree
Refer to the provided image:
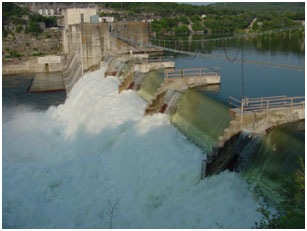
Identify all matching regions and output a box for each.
[255,157,305,229]
[252,22,259,31]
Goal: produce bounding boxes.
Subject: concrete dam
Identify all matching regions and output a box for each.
[3,20,305,229]
[27,21,305,182]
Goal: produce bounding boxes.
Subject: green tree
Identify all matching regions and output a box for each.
[174,25,190,34]
[252,22,259,31]
[15,25,23,33]
[192,22,204,32]
[179,16,189,25]
[255,157,305,229]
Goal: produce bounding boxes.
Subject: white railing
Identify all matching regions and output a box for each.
[229,95,305,123]
[165,68,219,79]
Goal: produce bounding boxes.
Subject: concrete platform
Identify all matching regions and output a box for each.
[28,72,65,93]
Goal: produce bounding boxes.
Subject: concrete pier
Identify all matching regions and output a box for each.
[28,72,65,93]
[202,95,305,178]
[144,68,221,115]
[217,95,305,147]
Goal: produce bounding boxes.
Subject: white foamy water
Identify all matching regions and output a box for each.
[3,66,262,228]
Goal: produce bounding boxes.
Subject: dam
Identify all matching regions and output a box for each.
[3,17,305,229]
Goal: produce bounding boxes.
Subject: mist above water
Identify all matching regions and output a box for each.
[3,67,262,228]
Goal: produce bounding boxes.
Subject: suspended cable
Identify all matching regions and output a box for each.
[223,38,243,63]
[241,38,245,99]
[110,28,305,71]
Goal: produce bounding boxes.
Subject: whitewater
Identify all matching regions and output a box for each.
[3,66,262,228]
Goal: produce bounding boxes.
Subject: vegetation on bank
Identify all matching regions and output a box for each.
[255,157,305,229]
[3,2,57,38]
[150,9,302,34]
[102,2,210,17]
[101,2,304,35]
[3,2,60,61]
[212,2,305,13]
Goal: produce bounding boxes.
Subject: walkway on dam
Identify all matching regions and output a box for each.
[218,95,305,147]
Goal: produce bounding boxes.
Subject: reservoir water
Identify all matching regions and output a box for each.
[2,32,304,228]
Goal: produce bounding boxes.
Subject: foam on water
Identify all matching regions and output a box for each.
[3,66,262,228]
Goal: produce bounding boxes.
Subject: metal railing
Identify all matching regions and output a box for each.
[229,95,305,123]
[133,56,174,64]
[165,68,219,79]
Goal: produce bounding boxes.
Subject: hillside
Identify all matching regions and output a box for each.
[2,3,62,62]
[211,2,305,13]
[102,2,304,35]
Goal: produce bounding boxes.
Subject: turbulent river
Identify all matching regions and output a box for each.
[2,66,264,228]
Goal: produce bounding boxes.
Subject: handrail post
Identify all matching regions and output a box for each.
[266,100,269,120]
[240,100,244,124]
[290,98,293,110]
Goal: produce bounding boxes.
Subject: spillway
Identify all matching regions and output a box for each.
[171,89,231,151]
[137,70,164,102]
[2,65,262,229]
[240,121,305,206]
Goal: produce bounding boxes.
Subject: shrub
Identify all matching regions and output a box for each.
[3,30,8,38]
[15,25,23,33]
[179,16,189,25]
[43,16,57,28]
[190,15,201,23]
[254,157,305,229]
[252,22,259,31]
[192,22,204,32]
[174,25,190,34]
[7,50,22,58]
[32,52,45,56]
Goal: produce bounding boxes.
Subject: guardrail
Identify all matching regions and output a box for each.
[229,95,305,122]
[165,68,219,79]
[133,56,174,64]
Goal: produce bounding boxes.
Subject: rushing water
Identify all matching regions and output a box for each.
[171,90,230,151]
[2,31,304,228]
[3,67,263,228]
[241,122,305,206]
[137,70,164,101]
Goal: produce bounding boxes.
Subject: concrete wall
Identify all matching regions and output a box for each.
[63,24,82,55]
[80,23,107,71]
[28,72,65,93]
[62,52,83,95]
[2,56,64,75]
[134,61,175,73]
[233,107,305,134]
[64,8,97,29]
[166,75,221,90]
[217,106,305,147]
[63,22,150,72]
